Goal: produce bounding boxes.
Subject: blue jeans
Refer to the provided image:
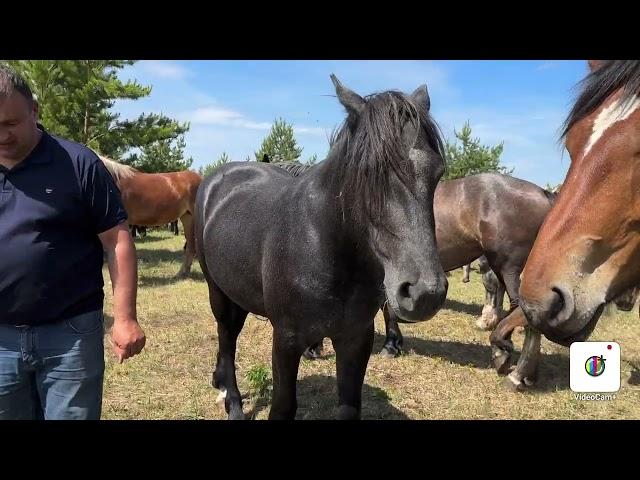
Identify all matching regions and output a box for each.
[0,310,105,420]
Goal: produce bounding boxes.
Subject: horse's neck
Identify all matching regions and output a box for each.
[297,161,374,263]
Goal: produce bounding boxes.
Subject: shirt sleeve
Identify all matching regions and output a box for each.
[82,157,129,234]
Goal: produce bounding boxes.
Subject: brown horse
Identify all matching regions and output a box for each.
[378,173,556,357]
[99,156,202,277]
[498,60,640,390]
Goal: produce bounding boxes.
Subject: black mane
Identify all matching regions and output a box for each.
[325,89,445,226]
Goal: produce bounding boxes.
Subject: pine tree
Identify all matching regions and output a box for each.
[199,152,232,177]
[255,118,303,163]
[443,121,512,180]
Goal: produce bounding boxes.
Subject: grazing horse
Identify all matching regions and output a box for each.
[195,75,448,420]
[98,156,202,277]
[507,60,640,390]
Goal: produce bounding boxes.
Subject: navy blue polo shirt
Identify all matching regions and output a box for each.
[0,129,128,325]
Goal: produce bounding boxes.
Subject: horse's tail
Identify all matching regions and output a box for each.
[187,171,203,215]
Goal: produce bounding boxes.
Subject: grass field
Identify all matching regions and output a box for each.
[101,230,640,419]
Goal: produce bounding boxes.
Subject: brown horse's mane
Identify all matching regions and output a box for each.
[561,60,640,139]
[97,155,139,182]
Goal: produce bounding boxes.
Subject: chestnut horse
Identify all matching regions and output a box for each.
[498,60,640,390]
[99,156,202,277]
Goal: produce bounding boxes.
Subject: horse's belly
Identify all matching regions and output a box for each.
[437,238,483,271]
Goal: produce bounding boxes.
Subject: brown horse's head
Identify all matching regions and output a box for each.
[520,60,640,345]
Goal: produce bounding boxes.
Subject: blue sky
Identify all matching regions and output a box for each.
[115,60,589,187]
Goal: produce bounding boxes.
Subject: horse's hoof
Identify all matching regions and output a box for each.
[337,405,360,420]
[215,389,227,404]
[302,348,322,360]
[503,372,534,392]
[476,317,498,331]
[492,348,513,376]
[228,410,246,420]
[379,346,401,358]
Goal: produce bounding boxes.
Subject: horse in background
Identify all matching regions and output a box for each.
[98,155,202,277]
[130,225,147,238]
[461,263,472,283]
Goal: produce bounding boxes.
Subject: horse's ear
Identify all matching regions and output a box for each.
[330,74,365,117]
[262,153,270,163]
[411,84,430,111]
[588,60,604,72]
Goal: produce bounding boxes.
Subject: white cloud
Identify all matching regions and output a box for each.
[179,105,328,136]
[294,126,327,136]
[187,106,243,124]
[536,62,557,71]
[139,60,191,79]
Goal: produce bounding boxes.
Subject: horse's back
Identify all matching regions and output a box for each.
[196,162,292,214]
[118,170,201,224]
[470,173,552,244]
[435,173,554,268]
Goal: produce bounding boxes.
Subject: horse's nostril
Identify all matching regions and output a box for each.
[550,287,566,319]
[398,282,411,300]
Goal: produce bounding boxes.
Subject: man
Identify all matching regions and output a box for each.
[0,64,146,420]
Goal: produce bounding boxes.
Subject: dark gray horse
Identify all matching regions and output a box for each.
[272,169,556,360]
[194,75,448,420]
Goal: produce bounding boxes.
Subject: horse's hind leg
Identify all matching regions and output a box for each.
[476,269,506,330]
[332,323,374,420]
[206,278,248,420]
[176,213,195,277]
[380,302,403,358]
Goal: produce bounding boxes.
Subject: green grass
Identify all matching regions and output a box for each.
[101,230,640,419]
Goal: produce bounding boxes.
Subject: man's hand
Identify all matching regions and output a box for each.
[111,317,146,363]
[98,222,146,363]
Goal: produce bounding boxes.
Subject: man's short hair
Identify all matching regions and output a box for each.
[0,63,35,104]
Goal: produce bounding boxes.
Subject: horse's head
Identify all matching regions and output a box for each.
[329,75,448,322]
[520,60,640,344]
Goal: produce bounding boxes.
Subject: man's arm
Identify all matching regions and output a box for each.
[98,222,146,363]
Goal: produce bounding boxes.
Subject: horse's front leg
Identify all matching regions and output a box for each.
[490,307,527,375]
[503,325,541,392]
[268,328,303,420]
[380,302,404,357]
[332,322,374,420]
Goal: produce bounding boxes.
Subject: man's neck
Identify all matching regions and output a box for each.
[0,128,43,170]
